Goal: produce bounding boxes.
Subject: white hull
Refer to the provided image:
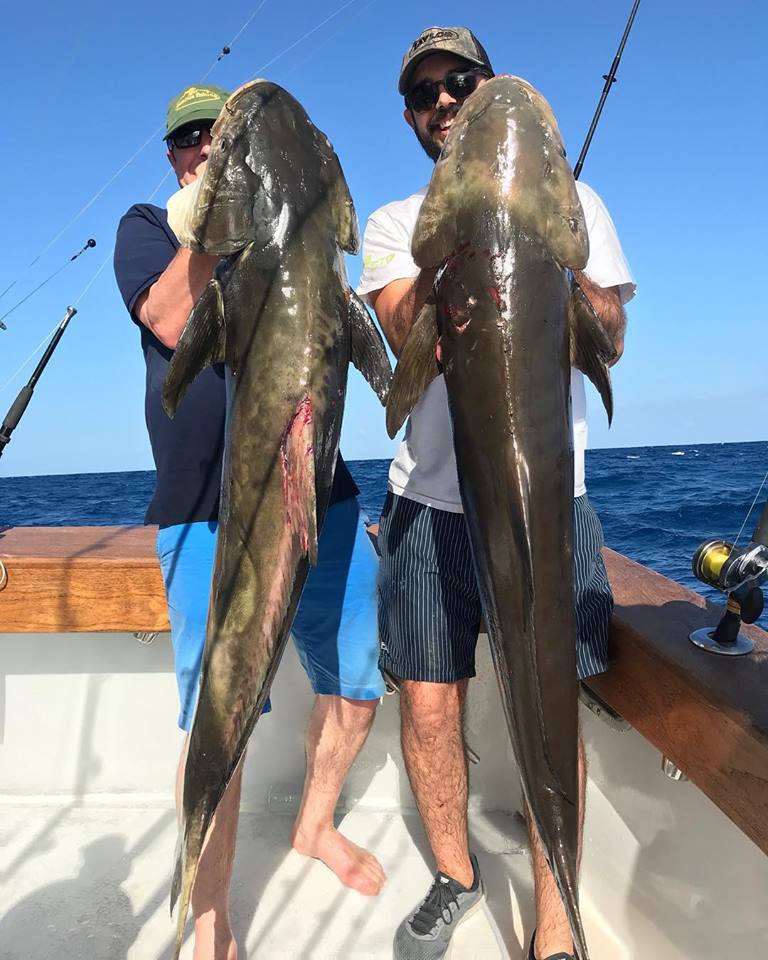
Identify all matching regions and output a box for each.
[2,626,767,958]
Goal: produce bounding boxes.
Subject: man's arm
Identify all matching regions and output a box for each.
[372,267,625,366]
[573,270,626,365]
[368,267,438,358]
[134,248,220,350]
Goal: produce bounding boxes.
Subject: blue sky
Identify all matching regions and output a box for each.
[0,0,765,477]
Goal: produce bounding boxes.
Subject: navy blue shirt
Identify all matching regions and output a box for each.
[113,203,358,527]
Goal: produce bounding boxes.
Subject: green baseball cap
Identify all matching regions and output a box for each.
[164,84,231,140]
[398,26,494,95]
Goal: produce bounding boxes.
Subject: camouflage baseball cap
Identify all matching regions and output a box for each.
[398,26,494,95]
[164,84,231,139]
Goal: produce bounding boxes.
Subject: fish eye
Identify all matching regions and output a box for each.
[219,136,232,153]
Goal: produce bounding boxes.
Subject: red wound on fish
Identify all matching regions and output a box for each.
[280,396,318,563]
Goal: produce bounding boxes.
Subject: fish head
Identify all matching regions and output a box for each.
[413,75,588,270]
[183,80,358,256]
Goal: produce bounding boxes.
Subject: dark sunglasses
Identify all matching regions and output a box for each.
[406,68,490,113]
[168,121,214,151]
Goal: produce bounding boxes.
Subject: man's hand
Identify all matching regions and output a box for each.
[573,270,626,365]
[368,267,438,358]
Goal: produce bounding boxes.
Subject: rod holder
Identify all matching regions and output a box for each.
[662,756,688,782]
[689,598,755,656]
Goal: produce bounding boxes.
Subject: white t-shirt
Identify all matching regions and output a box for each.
[357,181,635,511]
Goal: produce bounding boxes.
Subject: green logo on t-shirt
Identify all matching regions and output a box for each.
[363,252,396,270]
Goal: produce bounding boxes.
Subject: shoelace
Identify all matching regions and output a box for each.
[410,877,461,935]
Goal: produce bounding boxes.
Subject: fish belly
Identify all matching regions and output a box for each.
[171,255,348,954]
[440,236,587,957]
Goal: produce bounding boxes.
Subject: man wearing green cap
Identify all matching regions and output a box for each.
[358,26,635,960]
[114,84,387,960]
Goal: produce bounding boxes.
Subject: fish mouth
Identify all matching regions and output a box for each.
[185,155,262,256]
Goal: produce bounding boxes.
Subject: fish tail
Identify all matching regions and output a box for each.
[547,834,589,960]
[569,902,590,960]
[170,815,207,960]
[172,881,190,960]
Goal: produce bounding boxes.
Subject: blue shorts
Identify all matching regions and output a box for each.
[378,492,613,683]
[157,497,384,730]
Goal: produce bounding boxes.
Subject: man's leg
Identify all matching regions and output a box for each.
[289,497,386,893]
[529,494,612,959]
[159,521,240,960]
[400,678,473,887]
[378,492,484,958]
[528,736,586,959]
[291,694,384,894]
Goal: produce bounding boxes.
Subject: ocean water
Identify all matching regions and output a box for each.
[2,440,767,626]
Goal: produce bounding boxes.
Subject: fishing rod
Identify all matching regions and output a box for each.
[573,0,641,181]
[0,307,77,461]
[0,239,95,331]
[0,0,352,329]
[569,0,767,652]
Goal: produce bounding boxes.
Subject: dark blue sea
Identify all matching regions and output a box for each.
[2,440,767,626]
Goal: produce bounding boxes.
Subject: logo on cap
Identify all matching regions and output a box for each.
[410,28,460,53]
[175,86,222,109]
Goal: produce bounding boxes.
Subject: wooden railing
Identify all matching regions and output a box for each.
[0,526,170,632]
[1,526,767,854]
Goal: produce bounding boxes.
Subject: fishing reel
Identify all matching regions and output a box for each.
[689,501,768,655]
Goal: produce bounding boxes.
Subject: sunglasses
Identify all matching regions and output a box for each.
[168,121,214,151]
[406,68,490,114]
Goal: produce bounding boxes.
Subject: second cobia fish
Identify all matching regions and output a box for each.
[163,79,392,959]
[387,75,617,960]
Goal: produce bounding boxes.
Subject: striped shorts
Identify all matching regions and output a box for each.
[377,492,613,683]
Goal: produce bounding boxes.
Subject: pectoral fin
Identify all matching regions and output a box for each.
[163,278,226,418]
[348,290,392,405]
[385,301,440,438]
[568,282,616,425]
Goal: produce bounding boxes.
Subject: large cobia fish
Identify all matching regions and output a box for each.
[387,75,616,960]
[163,79,391,958]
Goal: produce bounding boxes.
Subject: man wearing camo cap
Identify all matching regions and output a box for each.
[358,26,635,960]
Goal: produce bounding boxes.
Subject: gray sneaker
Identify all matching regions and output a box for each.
[393,854,485,959]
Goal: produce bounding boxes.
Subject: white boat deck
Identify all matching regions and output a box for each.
[2,631,768,959]
[2,801,636,959]
[0,805,514,959]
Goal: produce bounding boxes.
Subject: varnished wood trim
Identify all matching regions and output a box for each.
[0,526,169,632]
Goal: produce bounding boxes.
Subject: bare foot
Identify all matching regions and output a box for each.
[291,824,386,896]
[192,915,238,960]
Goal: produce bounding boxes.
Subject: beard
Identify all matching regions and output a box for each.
[412,104,459,162]
[414,124,442,162]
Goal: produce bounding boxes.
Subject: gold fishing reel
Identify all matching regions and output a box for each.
[690,534,768,655]
[692,540,732,590]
